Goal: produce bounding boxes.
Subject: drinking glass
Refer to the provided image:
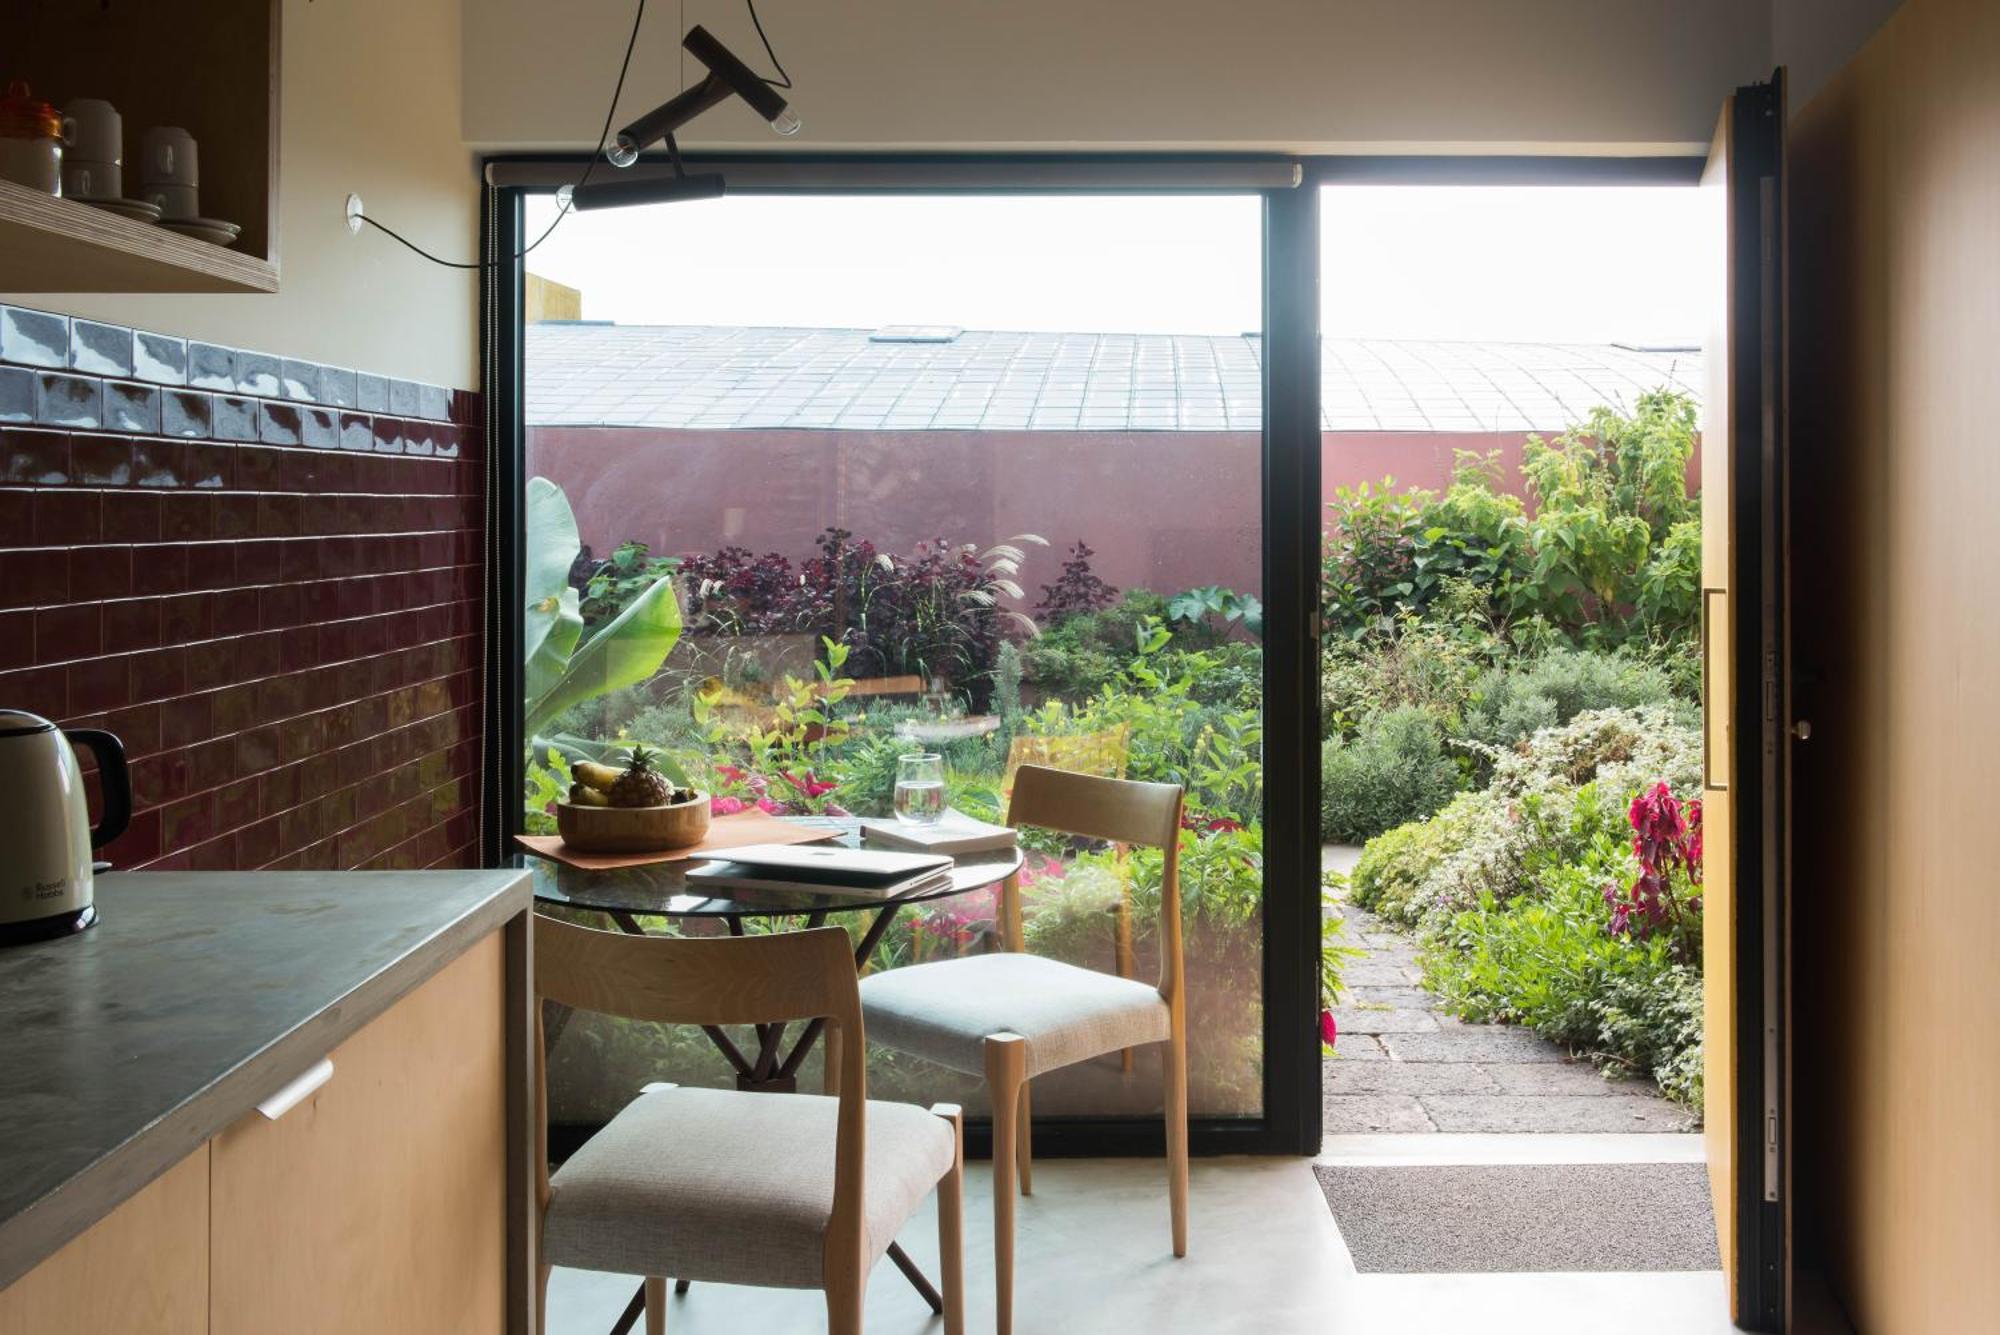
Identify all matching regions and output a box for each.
[893,753,946,825]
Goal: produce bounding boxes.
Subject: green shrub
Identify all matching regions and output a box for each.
[1348,791,1496,921]
[1460,648,1684,761]
[1320,586,1505,739]
[1319,707,1462,843]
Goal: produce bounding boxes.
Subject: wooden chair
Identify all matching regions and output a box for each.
[534,920,966,1335]
[857,765,1188,1335]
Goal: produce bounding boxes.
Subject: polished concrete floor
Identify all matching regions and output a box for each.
[547,1150,1736,1334]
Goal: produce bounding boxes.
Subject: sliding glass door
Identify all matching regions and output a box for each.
[499,173,1319,1150]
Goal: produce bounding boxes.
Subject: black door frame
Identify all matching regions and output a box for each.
[483,151,1712,1162]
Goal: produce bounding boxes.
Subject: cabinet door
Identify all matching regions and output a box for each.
[0,1146,208,1335]
[210,933,506,1335]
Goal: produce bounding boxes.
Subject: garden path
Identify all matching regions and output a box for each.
[1321,845,1697,1135]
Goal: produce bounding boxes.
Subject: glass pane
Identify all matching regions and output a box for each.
[522,192,1266,1125]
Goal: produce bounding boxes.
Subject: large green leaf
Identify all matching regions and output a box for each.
[524,574,683,737]
[524,477,585,705]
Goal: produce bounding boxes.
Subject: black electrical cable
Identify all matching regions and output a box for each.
[357,0,649,270]
[745,0,793,89]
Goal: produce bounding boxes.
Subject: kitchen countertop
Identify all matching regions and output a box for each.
[0,869,530,1290]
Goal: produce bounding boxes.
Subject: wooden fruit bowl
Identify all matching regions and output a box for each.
[556,791,711,854]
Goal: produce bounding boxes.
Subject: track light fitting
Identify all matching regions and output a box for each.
[605,23,799,170]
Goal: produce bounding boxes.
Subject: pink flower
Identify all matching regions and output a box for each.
[780,769,839,799]
[1319,1009,1339,1049]
[710,794,749,816]
[755,796,786,815]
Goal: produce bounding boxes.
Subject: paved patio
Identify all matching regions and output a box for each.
[1322,846,1697,1136]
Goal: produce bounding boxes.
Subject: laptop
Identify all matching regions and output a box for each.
[685,842,955,899]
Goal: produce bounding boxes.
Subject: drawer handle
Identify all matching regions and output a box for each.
[257,1058,334,1120]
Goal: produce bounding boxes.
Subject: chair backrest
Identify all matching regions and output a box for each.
[1001,725,1131,797]
[1004,764,1187,1005]
[533,921,869,1274]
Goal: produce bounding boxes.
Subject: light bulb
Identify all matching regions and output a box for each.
[555,184,574,209]
[769,109,802,137]
[605,135,640,168]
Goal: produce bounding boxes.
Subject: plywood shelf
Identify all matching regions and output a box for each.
[0,181,277,294]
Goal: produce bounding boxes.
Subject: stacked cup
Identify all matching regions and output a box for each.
[141,126,198,221]
[59,99,122,202]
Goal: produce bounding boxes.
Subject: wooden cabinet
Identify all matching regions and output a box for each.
[210,932,508,1335]
[0,930,512,1335]
[3,0,279,291]
[0,1148,209,1335]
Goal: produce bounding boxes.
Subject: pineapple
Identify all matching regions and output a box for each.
[608,746,674,808]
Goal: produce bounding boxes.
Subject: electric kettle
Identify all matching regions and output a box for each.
[0,710,130,945]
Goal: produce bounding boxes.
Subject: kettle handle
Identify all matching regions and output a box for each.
[66,728,131,851]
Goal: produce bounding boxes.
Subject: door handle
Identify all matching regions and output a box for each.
[256,1058,334,1120]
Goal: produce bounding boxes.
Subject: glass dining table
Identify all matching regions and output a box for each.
[527,816,1024,1329]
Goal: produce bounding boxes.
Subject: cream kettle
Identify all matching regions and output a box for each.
[0,710,129,945]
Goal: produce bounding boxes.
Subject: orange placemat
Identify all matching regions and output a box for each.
[515,809,838,872]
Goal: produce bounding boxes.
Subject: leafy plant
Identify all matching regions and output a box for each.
[1319,706,1461,843]
[524,477,684,739]
[1168,585,1264,640]
[1606,781,1703,960]
[1034,540,1118,623]
[579,540,682,635]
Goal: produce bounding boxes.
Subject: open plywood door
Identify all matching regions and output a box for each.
[1701,72,1790,1333]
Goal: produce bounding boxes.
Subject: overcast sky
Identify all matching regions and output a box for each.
[522,184,1712,346]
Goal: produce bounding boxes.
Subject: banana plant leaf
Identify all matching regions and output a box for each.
[522,476,685,738]
[525,477,584,707]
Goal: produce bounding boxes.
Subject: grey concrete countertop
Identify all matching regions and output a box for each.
[0,869,530,1290]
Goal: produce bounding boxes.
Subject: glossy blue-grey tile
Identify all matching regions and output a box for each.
[133,331,188,385]
[418,384,450,422]
[236,351,280,397]
[188,342,236,391]
[321,367,358,409]
[281,359,321,401]
[301,406,338,448]
[0,366,33,423]
[0,307,68,369]
[388,378,419,416]
[69,320,133,377]
[103,381,161,434]
[402,418,435,456]
[36,373,101,428]
[258,401,302,446]
[372,416,403,454]
[162,389,212,439]
[355,373,388,412]
[213,395,258,441]
[339,412,373,451]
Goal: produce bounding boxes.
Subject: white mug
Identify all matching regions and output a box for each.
[147,183,198,220]
[141,126,197,187]
[62,99,122,165]
[62,160,121,201]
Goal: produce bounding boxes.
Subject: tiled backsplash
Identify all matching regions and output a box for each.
[0,304,484,872]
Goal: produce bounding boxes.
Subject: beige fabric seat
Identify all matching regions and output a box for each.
[859,951,1171,1078]
[543,1085,955,1289]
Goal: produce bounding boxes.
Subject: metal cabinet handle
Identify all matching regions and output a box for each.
[256,1058,334,1120]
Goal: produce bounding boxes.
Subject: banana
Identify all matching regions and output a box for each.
[573,761,623,793]
[567,782,610,808]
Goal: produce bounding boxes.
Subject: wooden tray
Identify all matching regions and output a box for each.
[515,809,836,872]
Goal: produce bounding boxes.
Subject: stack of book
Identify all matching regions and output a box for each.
[860,809,1018,855]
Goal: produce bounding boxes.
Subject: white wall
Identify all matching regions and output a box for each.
[465,0,1772,155]
[5,0,479,387]
[1772,0,1905,106]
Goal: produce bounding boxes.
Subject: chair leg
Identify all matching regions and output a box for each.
[932,1103,966,1335]
[985,1033,1028,1335]
[823,1271,866,1335]
[1016,1076,1034,1196]
[1164,1031,1189,1258]
[644,1276,667,1335]
[536,1263,551,1335]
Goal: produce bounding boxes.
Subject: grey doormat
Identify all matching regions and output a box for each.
[1313,1162,1720,1273]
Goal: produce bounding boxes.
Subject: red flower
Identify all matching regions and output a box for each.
[780,769,840,799]
[710,794,749,816]
[1319,1009,1340,1049]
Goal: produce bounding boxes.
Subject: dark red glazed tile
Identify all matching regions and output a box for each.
[129,545,189,597]
[67,655,129,712]
[33,604,100,662]
[160,493,213,542]
[129,645,187,702]
[68,545,132,602]
[70,434,135,486]
[1,427,70,485]
[32,489,101,545]
[101,598,162,653]
[102,491,161,542]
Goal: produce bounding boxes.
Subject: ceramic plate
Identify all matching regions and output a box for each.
[80,196,163,223]
[160,217,242,247]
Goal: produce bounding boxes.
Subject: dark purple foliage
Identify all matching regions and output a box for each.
[1034,540,1118,624]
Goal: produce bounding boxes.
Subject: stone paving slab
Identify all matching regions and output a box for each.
[1422,1094,1697,1134]
[1325,1059,1500,1096]
[1481,1061,1661,1098]
[1342,959,1422,986]
[1381,1028,1564,1064]
[1323,1094,1437,1133]
[1348,985,1436,1008]
[1332,1006,1442,1035]
[1326,1037,1388,1062]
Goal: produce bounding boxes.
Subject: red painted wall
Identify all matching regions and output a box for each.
[527,425,1618,603]
[0,322,483,872]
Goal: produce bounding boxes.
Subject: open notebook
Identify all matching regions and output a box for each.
[684,843,955,900]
